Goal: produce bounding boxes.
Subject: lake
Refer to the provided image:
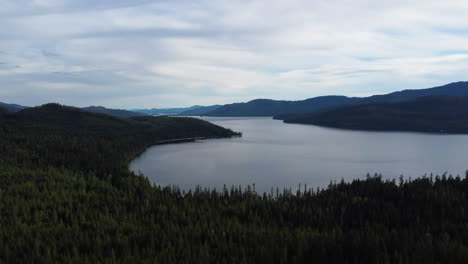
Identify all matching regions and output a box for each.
[130,117,468,193]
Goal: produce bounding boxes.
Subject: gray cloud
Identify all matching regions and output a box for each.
[1,0,468,108]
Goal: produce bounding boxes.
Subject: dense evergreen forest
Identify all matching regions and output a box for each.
[283,95,468,133]
[1,104,468,263]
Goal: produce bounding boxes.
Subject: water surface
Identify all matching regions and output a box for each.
[130,117,468,193]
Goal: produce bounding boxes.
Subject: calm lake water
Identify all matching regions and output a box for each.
[130,117,468,193]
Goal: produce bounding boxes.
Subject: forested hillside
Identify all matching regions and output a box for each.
[283,95,468,133]
[1,104,468,263]
[0,103,238,175]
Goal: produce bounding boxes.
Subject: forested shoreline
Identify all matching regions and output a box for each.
[282,95,468,134]
[1,104,468,263]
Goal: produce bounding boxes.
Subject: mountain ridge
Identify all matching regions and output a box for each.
[202,81,468,117]
[205,96,361,117]
[4,81,468,118]
[283,95,468,133]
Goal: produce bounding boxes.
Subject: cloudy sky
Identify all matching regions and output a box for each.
[1,0,468,108]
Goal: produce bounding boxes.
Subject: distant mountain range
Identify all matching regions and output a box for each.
[283,95,468,133]
[205,96,360,117]
[132,105,221,116]
[3,81,468,122]
[132,81,468,117]
[202,81,468,117]
[82,106,145,118]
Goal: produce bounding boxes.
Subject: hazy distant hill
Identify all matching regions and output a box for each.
[132,106,202,116]
[0,102,28,112]
[82,106,146,118]
[205,96,360,117]
[284,95,468,133]
[205,81,468,117]
[178,105,221,116]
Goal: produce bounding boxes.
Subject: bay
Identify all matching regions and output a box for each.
[130,117,468,193]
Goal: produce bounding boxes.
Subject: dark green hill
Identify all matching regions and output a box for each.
[13,103,238,140]
[206,96,360,117]
[284,95,468,133]
[2,103,239,174]
[82,106,146,118]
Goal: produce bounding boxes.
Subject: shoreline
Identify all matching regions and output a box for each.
[126,134,242,174]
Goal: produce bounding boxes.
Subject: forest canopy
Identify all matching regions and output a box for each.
[1,104,468,263]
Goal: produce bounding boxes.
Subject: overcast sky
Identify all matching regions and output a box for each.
[1,0,468,108]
